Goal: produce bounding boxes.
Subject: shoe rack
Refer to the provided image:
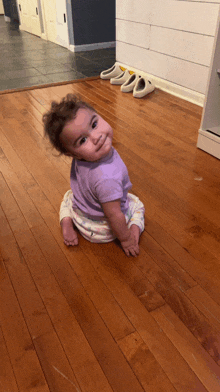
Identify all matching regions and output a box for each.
[197,8,220,159]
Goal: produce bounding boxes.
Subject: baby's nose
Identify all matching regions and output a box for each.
[92,133,102,144]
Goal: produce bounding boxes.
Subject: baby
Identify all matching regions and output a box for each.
[43,94,145,257]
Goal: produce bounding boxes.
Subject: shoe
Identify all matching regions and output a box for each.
[133,77,155,98]
[110,69,131,85]
[121,73,141,92]
[100,63,123,80]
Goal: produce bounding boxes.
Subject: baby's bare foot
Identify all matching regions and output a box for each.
[61,217,78,246]
[130,224,141,245]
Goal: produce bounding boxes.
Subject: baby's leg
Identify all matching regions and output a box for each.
[60,217,78,246]
[126,193,145,246]
[60,190,78,246]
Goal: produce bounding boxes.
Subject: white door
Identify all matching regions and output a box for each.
[56,0,69,48]
[0,0,4,14]
[17,0,30,33]
[17,0,41,37]
[42,0,69,47]
[42,0,57,44]
[29,0,41,36]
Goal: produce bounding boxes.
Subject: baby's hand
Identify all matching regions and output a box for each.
[120,230,139,257]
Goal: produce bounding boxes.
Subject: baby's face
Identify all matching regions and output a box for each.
[60,108,113,161]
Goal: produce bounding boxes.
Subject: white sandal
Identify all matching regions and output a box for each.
[133,77,155,98]
[110,69,131,85]
[100,63,123,80]
[121,73,141,92]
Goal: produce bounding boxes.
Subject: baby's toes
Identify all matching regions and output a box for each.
[73,237,78,246]
[64,237,78,246]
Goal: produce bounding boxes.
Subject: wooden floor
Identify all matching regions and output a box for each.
[0,77,220,392]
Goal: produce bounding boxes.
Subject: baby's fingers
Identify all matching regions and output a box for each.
[125,245,139,257]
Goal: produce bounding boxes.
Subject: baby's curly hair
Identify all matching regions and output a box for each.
[42,93,96,154]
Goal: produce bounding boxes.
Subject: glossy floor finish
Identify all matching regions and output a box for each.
[0,15,115,92]
[1,78,220,392]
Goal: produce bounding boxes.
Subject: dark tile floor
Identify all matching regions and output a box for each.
[0,15,116,92]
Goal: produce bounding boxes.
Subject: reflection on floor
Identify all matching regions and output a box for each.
[0,15,116,92]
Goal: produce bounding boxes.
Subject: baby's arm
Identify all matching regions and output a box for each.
[101,200,139,257]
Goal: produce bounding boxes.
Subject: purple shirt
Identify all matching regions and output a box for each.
[70,147,132,219]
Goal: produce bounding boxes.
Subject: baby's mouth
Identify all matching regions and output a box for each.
[97,135,106,151]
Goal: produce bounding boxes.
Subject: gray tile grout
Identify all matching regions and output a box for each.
[0,16,115,91]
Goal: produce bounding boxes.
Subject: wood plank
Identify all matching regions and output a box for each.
[0,232,82,391]
[0,105,70,186]
[0,299,19,392]
[30,223,145,392]
[58,239,136,342]
[34,331,82,392]
[1,237,53,339]
[185,285,220,332]
[0,172,30,235]
[14,229,114,392]
[0,249,50,392]
[141,208,220,306]
[0,144,44,229]
[82,240,208,392]
[0,125,36,191]
[152,304,220,392]
[154,286,220,366]
[118,331,177,392]
[0,119,66,210]
[0,95,25,121]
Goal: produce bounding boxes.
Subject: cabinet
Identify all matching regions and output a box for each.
[197,6,220,159]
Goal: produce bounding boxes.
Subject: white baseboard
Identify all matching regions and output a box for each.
[18,26,47,41]
[19,23,26,31]
[69,41,116,53]
[116,61,205,107]
[41,33,47,41]
[4,16,11,22]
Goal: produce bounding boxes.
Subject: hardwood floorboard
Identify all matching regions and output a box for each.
[152,305,220,392]
[117,331,178,392]
[30,224,145,392]
[0,78,220,391]
[0,298,20,392]
[0,246,50,392]
[82,241,209,392]
[14,229,114,392]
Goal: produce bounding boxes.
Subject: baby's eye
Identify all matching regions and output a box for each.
[92,120,98,129]
[79,137,87,145]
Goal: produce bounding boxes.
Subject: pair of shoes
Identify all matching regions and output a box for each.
[121,73,141,92]
[133,77,155,98]
[121,73,155,98]
[110,69,131,85]
[100,63,125,79]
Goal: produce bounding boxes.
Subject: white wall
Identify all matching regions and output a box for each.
[116,0,220,101]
